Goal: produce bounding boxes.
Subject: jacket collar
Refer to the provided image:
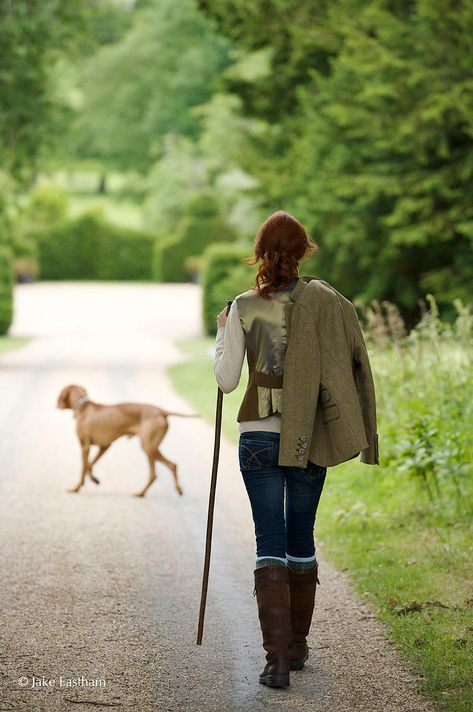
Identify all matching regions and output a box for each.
[289,275,318,303]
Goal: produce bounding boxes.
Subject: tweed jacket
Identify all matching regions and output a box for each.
[278,276,379,468]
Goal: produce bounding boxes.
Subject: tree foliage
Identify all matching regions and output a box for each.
[70,0,231,172]
[197,0,337,120]
[0,0,91,181]
[198,0,473,320]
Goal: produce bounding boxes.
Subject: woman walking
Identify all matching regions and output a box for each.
[213,211,378,689]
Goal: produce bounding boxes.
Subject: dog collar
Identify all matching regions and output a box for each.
[73,395,90,411]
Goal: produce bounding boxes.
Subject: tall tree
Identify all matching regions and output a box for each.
[0,0,91,183]
[197,0,337,120]
[198,0,473,319]
[281,0,473,316]
[70,0,231,172]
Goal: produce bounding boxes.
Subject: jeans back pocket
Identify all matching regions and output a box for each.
[238,435,276,471]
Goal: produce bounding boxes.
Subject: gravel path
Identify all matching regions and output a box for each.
[0,282,437,712]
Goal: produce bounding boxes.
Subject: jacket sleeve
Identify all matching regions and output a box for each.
[348,304,380,465]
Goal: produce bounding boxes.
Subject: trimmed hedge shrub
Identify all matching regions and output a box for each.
[0,245,14,335]
[155,215,237,283]
[201,242,256,335]
[153,190,238,283]
[152,236,168,282]
[35,211,155,280]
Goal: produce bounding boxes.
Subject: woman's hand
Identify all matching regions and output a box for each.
[217,305,229,329]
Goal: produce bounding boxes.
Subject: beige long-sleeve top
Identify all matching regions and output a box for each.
[213,299,281,433]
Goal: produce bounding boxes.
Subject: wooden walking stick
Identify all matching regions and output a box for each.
[196,299,233,645]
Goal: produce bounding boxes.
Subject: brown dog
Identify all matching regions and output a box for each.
[57,384,199,497]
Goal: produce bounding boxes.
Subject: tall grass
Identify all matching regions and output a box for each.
[362,295,472,509]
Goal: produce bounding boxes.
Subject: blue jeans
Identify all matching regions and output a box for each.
[238,431,327,560]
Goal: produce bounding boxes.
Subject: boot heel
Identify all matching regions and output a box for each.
[290,643,309,670]
[259,673,290,688]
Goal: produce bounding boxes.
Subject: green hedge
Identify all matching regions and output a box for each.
[0,246,14,335]
[201,242,256,335]
[155,215,237,283]
[35,212,155,280]
[152,236,169,282]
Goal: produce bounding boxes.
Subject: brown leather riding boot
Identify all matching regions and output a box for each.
[288,564,320,670]
[254,565,291,688]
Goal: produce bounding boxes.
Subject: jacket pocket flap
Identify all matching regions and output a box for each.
[322,403,340,423]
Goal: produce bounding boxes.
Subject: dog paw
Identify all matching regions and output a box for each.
[177,487,184,496]
[133,492,145,498]
[66,488,80,494]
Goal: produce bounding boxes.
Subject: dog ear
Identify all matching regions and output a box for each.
[57,386,72,409]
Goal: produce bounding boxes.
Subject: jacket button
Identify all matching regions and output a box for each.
[296,453,304,461]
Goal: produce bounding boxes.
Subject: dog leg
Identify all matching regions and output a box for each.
[134,454,157,498]
[88,445,110,484]
[154,449,183,496]
[67,443,90,493]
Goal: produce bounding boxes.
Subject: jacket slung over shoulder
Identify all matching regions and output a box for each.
[278,276,380,468]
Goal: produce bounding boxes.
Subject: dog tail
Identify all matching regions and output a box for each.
[164,411,201,418]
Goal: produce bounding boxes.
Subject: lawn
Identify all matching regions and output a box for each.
[168,329,473,712]
[43,169,146,230]
[0,336,30,354]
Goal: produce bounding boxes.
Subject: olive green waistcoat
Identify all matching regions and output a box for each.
[235,285,295,422]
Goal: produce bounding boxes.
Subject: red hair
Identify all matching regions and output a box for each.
[244,211,318,299]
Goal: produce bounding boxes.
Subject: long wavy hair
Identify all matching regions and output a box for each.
[244,211,318,299]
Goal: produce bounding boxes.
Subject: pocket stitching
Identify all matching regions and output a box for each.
[239,442,274,469]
